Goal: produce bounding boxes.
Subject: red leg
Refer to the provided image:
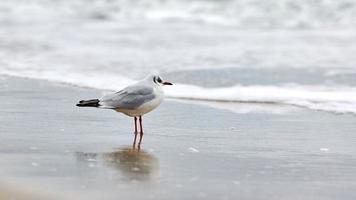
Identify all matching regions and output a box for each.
[133,117,138,149]
[138,116,144,148]
[134,116,138,133]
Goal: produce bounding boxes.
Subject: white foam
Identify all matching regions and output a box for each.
[2,67,356,115]
[2,0,356,29]
[187,147,199,153]
[2,61,356,115]
[165,84,356,115]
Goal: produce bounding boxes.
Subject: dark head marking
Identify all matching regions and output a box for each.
[157,76,162,83]
[153,76,162,84]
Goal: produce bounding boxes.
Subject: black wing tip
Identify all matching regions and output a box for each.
[76,99,100,107]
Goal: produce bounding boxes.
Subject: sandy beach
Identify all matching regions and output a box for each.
[1,0,356,199]
[0,76,355,200]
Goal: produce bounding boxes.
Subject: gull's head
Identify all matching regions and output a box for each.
[148,75,173,86]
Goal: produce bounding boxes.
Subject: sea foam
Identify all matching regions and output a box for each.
[2,69,356,115]
[165,84,356,115]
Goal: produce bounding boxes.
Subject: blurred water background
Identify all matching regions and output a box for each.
[1,0,356,114]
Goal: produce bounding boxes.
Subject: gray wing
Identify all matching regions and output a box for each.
[100,85,155,110]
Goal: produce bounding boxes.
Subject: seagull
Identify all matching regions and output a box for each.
[76,74,172,148]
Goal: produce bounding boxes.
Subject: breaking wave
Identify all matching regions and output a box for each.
[2,69,356,115]
[2,0,356,29]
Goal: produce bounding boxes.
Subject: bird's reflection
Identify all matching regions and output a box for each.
[76,147,159,181]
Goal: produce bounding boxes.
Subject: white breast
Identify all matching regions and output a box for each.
[116,88,164,117]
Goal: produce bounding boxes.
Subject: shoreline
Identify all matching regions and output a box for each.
[1,74,354,117]
[0,76,356,200]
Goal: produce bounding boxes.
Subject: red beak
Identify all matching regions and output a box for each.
[162,81,173,85]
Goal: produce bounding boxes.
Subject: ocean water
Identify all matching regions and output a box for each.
[1,0,356,114]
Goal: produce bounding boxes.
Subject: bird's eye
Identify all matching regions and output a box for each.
[157,77,162,83]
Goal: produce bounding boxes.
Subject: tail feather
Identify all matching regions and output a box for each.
[76,99,100,107]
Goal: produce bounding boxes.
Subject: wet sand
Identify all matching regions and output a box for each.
[0,76,356,200]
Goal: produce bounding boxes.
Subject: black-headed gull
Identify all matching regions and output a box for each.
[76,74,173,148]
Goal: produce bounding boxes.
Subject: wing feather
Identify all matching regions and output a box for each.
[99,85,155,109]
